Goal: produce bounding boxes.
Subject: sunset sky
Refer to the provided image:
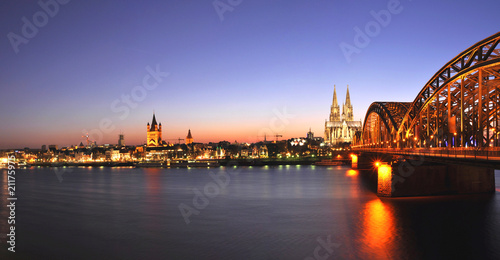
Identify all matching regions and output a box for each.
[1,0,499,148]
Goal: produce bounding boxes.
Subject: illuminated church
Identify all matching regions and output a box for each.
[147,113,165,147]
[186,129,193,145]
[324,85,362,145]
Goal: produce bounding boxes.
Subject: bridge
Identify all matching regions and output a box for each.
[351,32,500,197]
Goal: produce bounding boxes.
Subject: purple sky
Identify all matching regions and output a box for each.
[1,0,499,148]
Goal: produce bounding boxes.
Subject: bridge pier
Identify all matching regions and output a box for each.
[352,153,393,170]
[376,162,495,197]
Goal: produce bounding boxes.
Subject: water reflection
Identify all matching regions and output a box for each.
[144,168,162,196]
[361,199,396,259]
[3,167,498,259]
[346,169,358,177]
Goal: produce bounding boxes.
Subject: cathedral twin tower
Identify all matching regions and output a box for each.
[324,85,362,145]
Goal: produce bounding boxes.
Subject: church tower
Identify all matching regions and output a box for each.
[147,113,162,147]
[342,85,354,121]
[329,85,340,122]
[186,129,193,145]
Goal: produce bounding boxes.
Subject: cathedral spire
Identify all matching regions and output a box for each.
[330,85,340,122]
[186,129,193,145]
[345,85,351,107]
[332,85,338,107]
[150,112,158,131]
[343,85,353,121]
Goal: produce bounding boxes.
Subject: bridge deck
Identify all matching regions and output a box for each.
[353,148,500,167]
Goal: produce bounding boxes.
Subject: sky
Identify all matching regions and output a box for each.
[1,0,499,149]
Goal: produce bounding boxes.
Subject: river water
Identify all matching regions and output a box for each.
[1,166,499,259]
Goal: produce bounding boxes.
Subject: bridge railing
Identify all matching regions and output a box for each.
[351,147,500,161]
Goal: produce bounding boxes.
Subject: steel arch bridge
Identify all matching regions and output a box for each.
[358,32,500,149]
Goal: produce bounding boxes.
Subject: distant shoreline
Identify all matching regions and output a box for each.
[18,157,351,168]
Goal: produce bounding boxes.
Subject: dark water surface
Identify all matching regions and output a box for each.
[1,166,499,259]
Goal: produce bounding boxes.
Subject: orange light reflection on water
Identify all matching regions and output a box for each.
[346,169,358,177]
[144,168,162,196]
[360,199,396,259]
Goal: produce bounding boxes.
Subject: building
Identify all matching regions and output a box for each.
[186,129,193,145]
[324,85,362,145]
[306,128,314,140]
[305,128,323,143]
[147,113,163,147]
[48,145,58,152]
[105,149,120,161]
[118,134,125,147]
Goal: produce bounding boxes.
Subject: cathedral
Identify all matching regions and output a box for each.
[324,85,362,145]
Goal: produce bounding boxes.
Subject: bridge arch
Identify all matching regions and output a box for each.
[361,102,410,146]
[360,32,500,148]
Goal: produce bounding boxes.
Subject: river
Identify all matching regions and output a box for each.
[1,166,499,259]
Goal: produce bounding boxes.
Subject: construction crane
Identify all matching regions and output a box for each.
[166,138,185,144]
[257,134,283,143]
[81,133,94,147]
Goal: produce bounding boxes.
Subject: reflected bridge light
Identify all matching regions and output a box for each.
[347,169,358,177]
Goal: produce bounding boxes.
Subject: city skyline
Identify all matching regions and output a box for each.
[1,0,500,148]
